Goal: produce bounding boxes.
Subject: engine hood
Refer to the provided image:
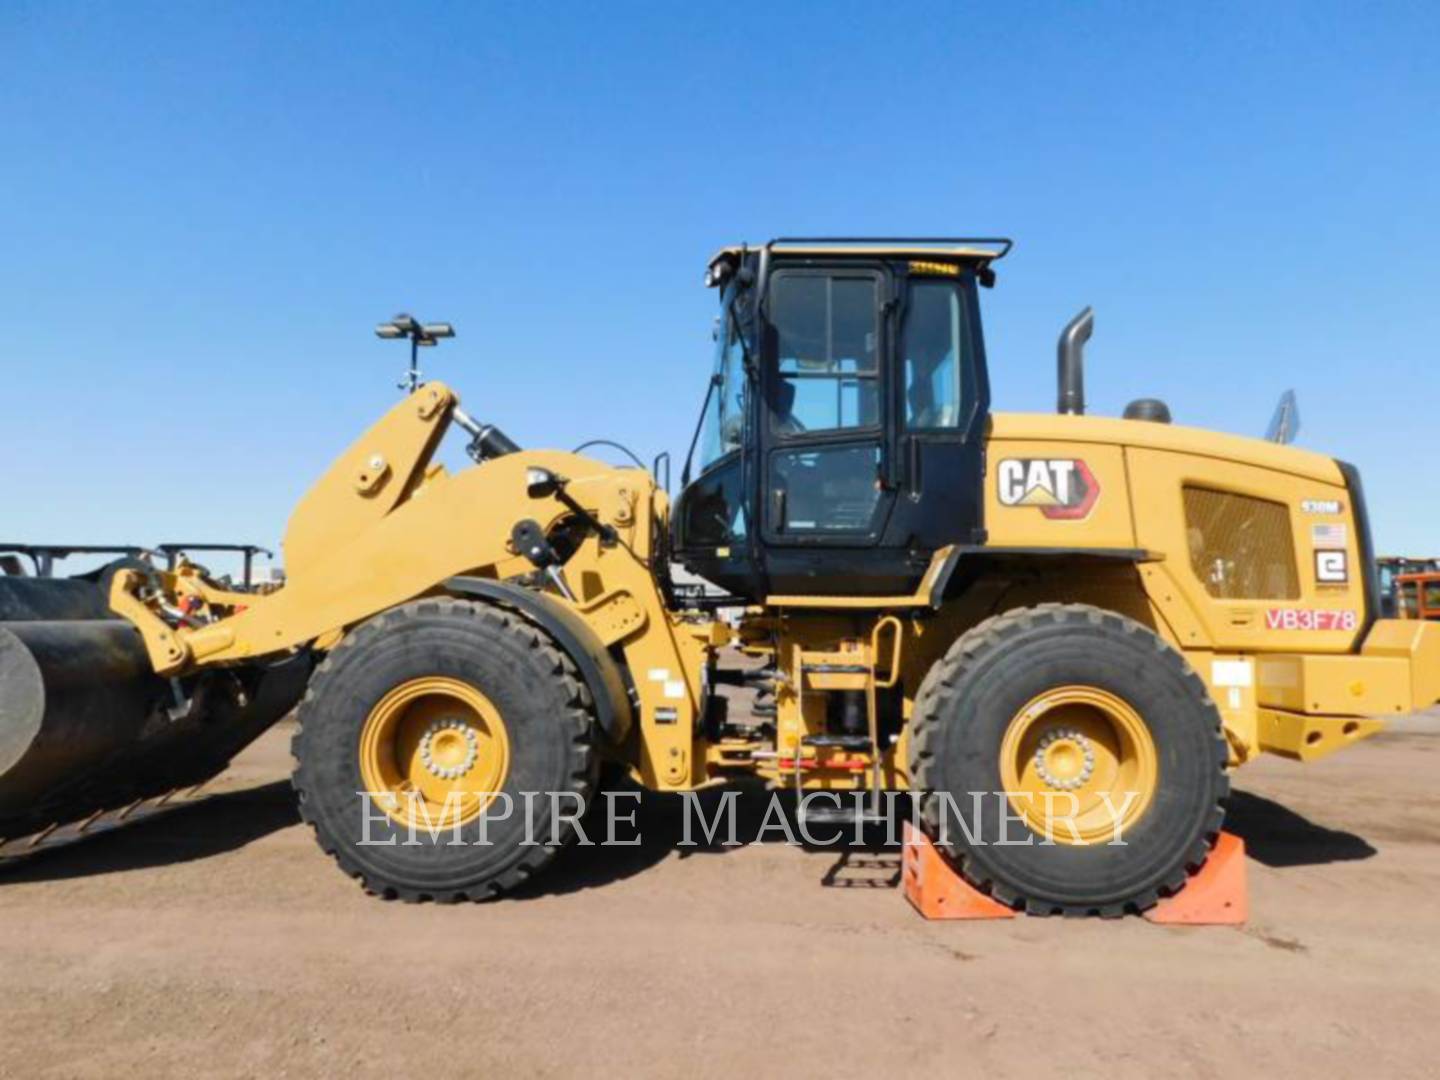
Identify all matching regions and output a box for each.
[989,412,1344,486]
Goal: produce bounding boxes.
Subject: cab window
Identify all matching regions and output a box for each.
[902,280,966,429]
[697,291,749,471]
[770,273,879,435]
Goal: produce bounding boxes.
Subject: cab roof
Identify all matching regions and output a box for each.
[707,237,1012,282]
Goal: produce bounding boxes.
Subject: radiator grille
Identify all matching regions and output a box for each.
[1183,486,1300,600]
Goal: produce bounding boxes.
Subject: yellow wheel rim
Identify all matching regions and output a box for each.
[999,685,1158,845]
[358,676,510,831]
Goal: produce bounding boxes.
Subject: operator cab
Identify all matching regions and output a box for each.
[673,238,1010,599]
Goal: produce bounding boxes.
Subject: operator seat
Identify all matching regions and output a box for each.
[904,351,959,428]
[772,377,806,436]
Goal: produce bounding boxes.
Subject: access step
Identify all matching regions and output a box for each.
[798,803,889,828]
[800,733,873,751]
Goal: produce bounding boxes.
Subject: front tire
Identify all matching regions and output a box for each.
[909,604,1228,916]
[292,598,596,902]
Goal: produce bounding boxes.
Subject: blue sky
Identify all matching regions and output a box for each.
[2,1,1437,576]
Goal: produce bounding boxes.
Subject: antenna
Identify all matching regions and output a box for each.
[1264,389,1300,445]
[375,313,456,393]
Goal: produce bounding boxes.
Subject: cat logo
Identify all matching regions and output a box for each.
[996,458,1099,520]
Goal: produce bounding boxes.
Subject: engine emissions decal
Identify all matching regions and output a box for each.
[1264,608,1358,631]
[996,458,1099,520]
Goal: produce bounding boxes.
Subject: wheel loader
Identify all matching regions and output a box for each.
[4,237,1438,914]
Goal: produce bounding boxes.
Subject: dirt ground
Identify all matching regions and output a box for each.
[2,707,1438,1079]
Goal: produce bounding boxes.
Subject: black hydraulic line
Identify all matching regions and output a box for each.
[571,439,647,469]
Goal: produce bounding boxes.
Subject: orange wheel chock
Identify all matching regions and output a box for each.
[1143,831,1248,926]
[901,822,1016,920]
[900,824,1247,924]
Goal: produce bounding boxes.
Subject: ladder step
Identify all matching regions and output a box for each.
[802,733,872,751]
[801,662,870,674]
[800,805,889,827]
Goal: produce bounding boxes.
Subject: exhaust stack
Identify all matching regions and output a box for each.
[1057,306,1093,416]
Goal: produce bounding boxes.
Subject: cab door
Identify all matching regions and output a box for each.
[760,267,896,548]
[883,267,990,551]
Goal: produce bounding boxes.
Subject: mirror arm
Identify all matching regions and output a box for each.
[556,488,617,545]
[679,373,721,488]
[526,470,617,545]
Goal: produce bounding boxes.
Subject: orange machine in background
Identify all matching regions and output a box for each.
[1396,572,1440,621]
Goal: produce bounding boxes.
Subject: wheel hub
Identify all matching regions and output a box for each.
[419,719,479,780]
[1033,727,1096,791]
[999,685,1159,845]
[357,676,511,831]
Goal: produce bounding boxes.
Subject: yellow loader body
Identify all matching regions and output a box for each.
[9,238,1434,911]
[109,386,1438,796]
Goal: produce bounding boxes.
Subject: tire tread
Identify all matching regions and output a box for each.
[291,597,595,903]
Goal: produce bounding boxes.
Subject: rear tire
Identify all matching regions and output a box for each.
[909,603,1228,916]
[292,597,596,902]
